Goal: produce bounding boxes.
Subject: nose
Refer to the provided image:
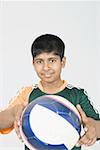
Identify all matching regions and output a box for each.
[43,62,50,71]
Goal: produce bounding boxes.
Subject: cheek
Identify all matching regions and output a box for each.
[53,63,62,70]
[52,65,62,75]
[34,65,41,74]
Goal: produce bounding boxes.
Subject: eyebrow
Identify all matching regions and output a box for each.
[34,58,43,61]
[34,56,59,61]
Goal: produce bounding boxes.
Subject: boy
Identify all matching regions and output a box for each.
[0,34,100,150]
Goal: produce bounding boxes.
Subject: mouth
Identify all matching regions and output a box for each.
[44,74,53,78]
[42,72,54,78]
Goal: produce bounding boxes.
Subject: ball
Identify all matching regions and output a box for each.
[20,95,81,150]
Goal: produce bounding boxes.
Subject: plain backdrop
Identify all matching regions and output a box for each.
[0,1,100,150]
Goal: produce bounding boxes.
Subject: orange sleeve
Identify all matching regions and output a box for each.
[0,86,33,134]
[0,126,14,134]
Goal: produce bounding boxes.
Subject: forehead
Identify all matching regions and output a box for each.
[34,52,60,60]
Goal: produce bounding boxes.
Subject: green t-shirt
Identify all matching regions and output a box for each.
[25,84,100,150]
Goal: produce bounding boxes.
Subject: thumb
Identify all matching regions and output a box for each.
[76,104,88,123]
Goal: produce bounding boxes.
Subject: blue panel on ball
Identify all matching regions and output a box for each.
[28,136,68,150]
[22,114,35,138]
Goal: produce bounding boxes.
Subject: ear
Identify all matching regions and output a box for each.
[61,57,66,68]
[32,60,34,66]
[32,60,37,71]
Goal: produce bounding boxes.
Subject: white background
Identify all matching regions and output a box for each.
[0,1,100,150]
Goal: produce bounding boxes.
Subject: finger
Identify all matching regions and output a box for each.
[14,109,23,141]
[14,120,20,138]
[85,137,97,146]
[14,104,26,142]
[16,105,25,121]
[14,120,21,137]
[75,142,81,147]
[78,133,92,146]
[76,104,88,123]
[84,126,88,132]
[14,120,23,142]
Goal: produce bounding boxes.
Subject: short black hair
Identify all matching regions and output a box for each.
[31,34,65,60]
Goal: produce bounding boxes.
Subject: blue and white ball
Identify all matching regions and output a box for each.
[20,95,81,150]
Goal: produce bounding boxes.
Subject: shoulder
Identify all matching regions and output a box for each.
[66,83,85,94]
[8,85,37,108]
[66,83,89,103]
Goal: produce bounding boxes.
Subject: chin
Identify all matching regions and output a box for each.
[42,78,55,83]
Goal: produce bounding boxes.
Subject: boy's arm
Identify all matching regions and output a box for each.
[0,104,26,130]
[0,86,32,134]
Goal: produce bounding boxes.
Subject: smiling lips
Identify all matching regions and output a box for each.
[42,71,54,78]
[44,74,52,78]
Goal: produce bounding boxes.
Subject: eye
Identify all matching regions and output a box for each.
[49,59,56,63]
[35,60,43,64]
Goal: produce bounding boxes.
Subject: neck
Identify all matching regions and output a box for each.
[40,79,66,94]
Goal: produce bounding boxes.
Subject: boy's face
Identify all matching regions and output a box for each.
[33,52,66,83]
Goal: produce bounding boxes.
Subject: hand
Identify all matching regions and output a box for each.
[14,101,28,142]
[76,104,97,147]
